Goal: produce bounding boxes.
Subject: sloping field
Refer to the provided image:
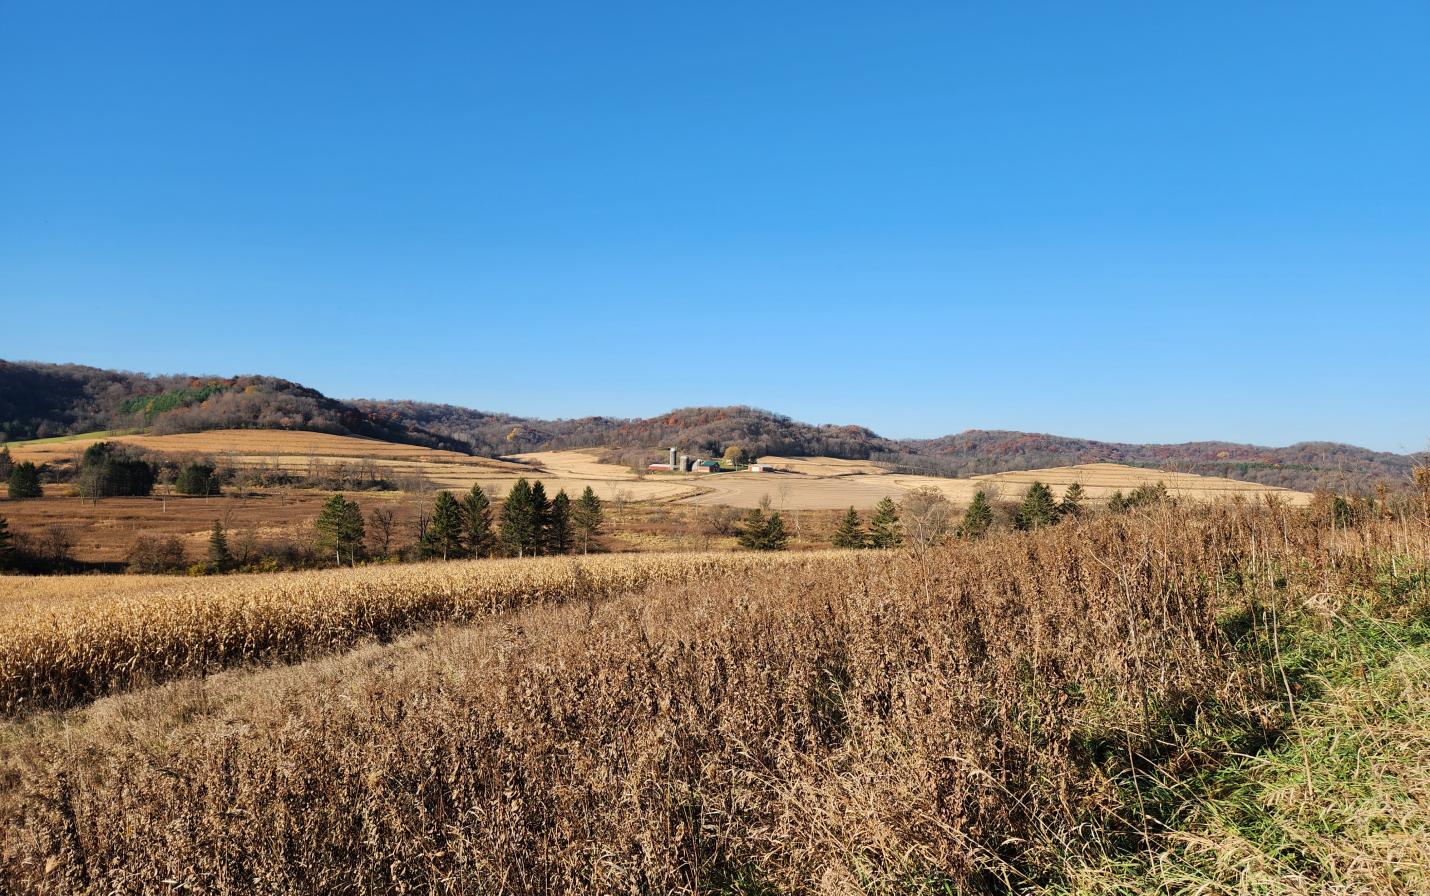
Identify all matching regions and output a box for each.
[678,472,909,510]
[895,462,1312,505]
[8,432,1311,509]
[683,460,1311,509]
[9,433,697,500]
[8,429,522,470]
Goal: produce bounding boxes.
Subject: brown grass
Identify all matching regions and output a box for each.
[2,503,1415,893]
[0,551,852,716]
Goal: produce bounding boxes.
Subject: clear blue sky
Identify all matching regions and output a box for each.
[2,3,1426,452]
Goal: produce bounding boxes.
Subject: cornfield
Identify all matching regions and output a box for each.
[0,551,855,715]
[1,504,1425,894]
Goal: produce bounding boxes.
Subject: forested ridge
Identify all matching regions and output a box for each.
[3,359,1421,492]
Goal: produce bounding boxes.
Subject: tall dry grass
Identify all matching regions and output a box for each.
[0,551,850,715]
[0,503,1424,894]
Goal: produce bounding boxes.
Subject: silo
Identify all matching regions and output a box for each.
[668,447,678,467]
[679,454,689,472]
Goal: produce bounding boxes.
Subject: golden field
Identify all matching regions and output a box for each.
[8,430,1313,509]
[0,550,854,715]
[0,503,1422,894]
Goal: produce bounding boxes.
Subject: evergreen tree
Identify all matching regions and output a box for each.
[78,442,156,498]
[958,490,994,540]
[1014,481,1060,530]
[831,506,866,548]
[868,497,902,549]
[0,514,14,570]
[529,480,551,554]
[7,462,42,500]
[736,508,789,550]
[425,491,466,560]
[546,490,572,555]
[176,462,222,496]
[460,485,495,558]
[763,512,788,550]
[0,446,12,480]
[207,520,232,573]
[499,478,540,557]
[1107,490,1128,513]
[315,495,365,566]
[1126,481,1169,508]
[571,486,604,554]
[1060,482,1085,517]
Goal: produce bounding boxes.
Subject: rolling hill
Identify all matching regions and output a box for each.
[2,359,1421,493]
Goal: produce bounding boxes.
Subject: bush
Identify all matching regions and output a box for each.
[127,535,188,573]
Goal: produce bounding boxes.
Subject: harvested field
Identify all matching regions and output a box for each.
[684,460,1312,509]
[678,470,909,510]
[890,462,1314,506]
[7,429,525,471]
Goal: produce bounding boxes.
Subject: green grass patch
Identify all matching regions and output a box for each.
[1048,567,1430,895]
[2,428,143,447]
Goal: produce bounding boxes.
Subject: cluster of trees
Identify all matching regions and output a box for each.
[311,479,607,568]
[831,497,904,549]
[828,481,1107,553]
[734,504,788,551]
[491,479,604,558]
[7,460,43,500]
[77,442,156,499]
[175,462,223,496]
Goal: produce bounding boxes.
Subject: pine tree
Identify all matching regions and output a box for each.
[546,490,572,555]
[207,521,232,573]
[736,508,767,550]
[425,491,466,561]
[736,508,788,550]
[958,490,994,539]
[461,485,495,558]
[1014,481,1060,531]
[529,481,551,555]
[0,446,12,480]
[1060,482,1085,518]
[831,506,866,548]
[763,512,789,550]
[572,486,604,554]
[499,478,539,557]
[1126,481,1169,508]
[1107,490,1128,513]
[315,495,365,566]
[0,514,14,571]
[868,497,902,549]
[7,462,42,500]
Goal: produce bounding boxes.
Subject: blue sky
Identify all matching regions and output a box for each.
[2,3,1426,452]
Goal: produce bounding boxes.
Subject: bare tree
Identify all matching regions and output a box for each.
[39,526,76,567]
[900,487,954,556]
[609,487,632,520]
[368,506,397,557]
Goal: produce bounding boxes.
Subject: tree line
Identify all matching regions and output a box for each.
[824,479,1175,553]
[313,478,606,568]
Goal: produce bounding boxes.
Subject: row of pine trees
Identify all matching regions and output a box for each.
[829,480,1104,549]
[313,478,606,566]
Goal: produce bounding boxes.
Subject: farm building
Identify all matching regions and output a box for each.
[747,463,775,473]
[693,459,722,473]
[646,463,674,472]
